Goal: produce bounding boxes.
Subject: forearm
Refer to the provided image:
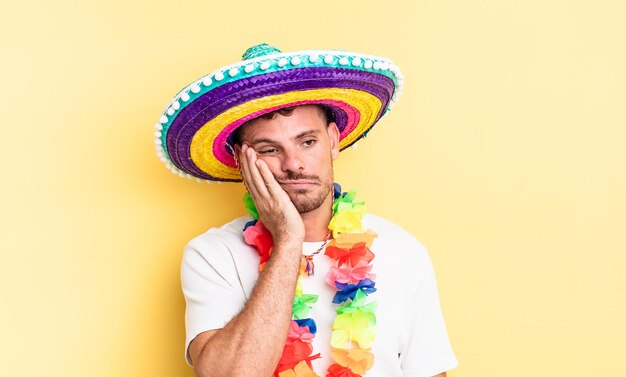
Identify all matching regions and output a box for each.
[194,241,302,377]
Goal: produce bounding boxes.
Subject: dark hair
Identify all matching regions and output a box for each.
[229,105,335,146]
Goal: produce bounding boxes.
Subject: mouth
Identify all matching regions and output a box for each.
[278,181,319,190]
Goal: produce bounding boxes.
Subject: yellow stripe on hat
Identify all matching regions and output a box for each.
[189,88,383,180]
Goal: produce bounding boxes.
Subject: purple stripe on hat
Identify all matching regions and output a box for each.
[167,67,394,178]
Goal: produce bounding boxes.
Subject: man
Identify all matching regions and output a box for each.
[154,44,457,377]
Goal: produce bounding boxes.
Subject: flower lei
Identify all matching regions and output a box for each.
[242,184,378,377]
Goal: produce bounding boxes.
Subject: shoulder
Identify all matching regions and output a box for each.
[182,215,253,268]
[363,214,420,239]
[363,213,433,277]
[363,214,429,256]
[185,216,251,248]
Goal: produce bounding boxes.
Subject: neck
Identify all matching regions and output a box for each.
[300,191,334,242]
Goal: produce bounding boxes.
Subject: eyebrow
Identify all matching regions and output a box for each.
[249,129,320,146]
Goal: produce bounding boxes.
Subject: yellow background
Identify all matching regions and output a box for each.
[1,1,624,376]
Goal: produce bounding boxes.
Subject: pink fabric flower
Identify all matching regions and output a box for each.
[325,263,376,287]
[287,321,315,343]
[243,220,273,269]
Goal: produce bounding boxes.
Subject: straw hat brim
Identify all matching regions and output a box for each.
[154,49,403,182]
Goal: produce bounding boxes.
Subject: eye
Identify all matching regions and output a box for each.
[258,148,278,155]
[302,139,316,147]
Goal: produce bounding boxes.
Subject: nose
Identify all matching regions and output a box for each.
[281,147,304,173]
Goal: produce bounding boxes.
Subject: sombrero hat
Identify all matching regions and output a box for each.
[154,43,403,182]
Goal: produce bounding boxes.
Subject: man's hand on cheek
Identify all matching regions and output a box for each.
[238,144,305,246]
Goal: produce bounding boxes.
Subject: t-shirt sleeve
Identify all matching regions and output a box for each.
[181,234,247,365]
[400,244,458,376]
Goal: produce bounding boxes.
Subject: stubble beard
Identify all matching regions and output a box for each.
[281,167,334,214]
[288,183,333,213]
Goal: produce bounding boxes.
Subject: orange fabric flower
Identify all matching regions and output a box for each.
[278,360,318,377]
[326,363,361,377]
[329,230,377,249]
[325,243,374,267]
[329,348,374,375]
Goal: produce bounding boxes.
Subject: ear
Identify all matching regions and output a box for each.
[232,144,244,169]
[233,144,242,160]
[327,122,340,160]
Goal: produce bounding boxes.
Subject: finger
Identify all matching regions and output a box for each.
[245,147,270,198]
[236,145,249,189]
[255,158,284,198]
[238,145,261,199]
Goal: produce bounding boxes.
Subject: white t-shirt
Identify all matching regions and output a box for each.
[181,214,458,376]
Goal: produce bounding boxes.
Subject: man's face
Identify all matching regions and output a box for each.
[239,105,340,213]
